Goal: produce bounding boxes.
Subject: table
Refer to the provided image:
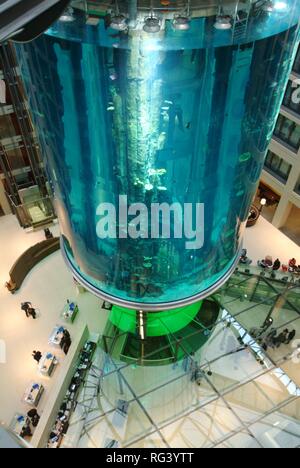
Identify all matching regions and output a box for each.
[23,382,44,407]
[47,432,63,449]
[61,302,79,323]
[10,413,29,436]
[38,352,57,377]
[49,325,65,348]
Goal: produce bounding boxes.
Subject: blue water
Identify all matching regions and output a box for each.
[16,6,300,307]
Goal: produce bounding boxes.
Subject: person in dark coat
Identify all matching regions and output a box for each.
[32,350,42,363]
[286,330,296,345]
[21,302,32,317]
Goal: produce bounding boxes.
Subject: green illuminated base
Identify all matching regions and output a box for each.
[109,302,203,337]
[101,299,220,366]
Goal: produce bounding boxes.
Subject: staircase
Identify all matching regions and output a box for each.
[232,1,253,42]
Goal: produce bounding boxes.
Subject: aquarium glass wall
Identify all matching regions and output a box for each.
[15,1,300,309]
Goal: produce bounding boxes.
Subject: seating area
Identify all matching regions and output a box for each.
[247,205,260,227]
[257,256,300,277]
[240,249,300,283]
[5,237,60,294]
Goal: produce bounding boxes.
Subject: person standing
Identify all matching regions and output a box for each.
[274,330,289,348]
[21,302,32,318]
[32,350,42,363]
[286,330,296,345]
[21,302,37,319]
[28,307,37,319]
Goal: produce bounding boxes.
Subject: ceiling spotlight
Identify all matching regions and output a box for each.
[59,7,75,23]
[173,16,190,31]
[110,14,128,31]
[213,15,232,30]
[143,16,161,34]
[274,1,288,11]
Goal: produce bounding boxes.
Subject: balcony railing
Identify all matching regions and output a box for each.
[8,194,56,228]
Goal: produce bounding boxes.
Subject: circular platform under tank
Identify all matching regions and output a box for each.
[100,299,220,366]
[15,1,300,309]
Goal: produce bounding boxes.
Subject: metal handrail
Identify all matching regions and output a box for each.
[72,0,259,16]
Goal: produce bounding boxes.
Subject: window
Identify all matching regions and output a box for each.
[282,80,300,115]
[264,151,292,183]
[5,147,28,171]
[273,115,300,152]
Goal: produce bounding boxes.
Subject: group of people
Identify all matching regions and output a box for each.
[257,256,300,274]
[21,301,37,319]
[257,256,280,270]
[19,409,40,439]
[260,328,296,352]
[287,258,300,273]
[240,248,300,275]
[32,333,71,365]
[250,317,296,353]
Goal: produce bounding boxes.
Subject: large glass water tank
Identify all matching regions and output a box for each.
[16,0,300,310]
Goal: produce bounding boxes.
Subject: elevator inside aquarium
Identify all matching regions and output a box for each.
[14,0,300,363]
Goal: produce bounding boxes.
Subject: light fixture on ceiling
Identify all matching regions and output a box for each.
[143,15,161,33]
[143,1,161,33]
[173,0,191,31]
[260,197,267,207]
[110,0,127,31]
[213,15,232,30]
[274,1,288,11]
[110,14,127,31]
[59,6,75,23]
[173,16,190,31]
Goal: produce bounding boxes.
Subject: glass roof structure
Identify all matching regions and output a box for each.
[59,267,300,448]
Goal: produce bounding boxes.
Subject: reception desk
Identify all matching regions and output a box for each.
[23,382,44,407]
[49,326,65,348]
[61,302,79,324]
[10,414,29,436]
[38,353,57,377]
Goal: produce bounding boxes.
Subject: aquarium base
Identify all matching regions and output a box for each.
[61,238,242,311]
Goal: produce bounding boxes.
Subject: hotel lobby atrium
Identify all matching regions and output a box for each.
[0,0,300,450]
[0,215,300,448]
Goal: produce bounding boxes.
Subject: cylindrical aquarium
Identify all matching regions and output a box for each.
[15,0,300,310]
